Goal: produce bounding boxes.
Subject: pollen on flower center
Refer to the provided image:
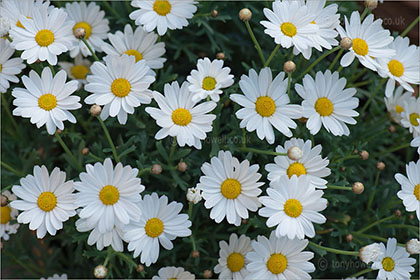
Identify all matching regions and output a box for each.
[255,96,276,117]
[352,38,369,56]
[38,93,57,111]
[73,21,92,39]
[284,199,303,218]
[202,76,217,91]
[286,162,307,178]
[310,20,316,24]
[99,185,120,205]
[1,206,11,224]
[111,78,131,97]
[172,108,192,126]
[16,16,32,29]
[414,184,420,201]
[315,97,334,116]
[71,65,89,79]
[35,29,55,47]
[37,192,57,212]
[266,253,288,274]
[388,60,404,77]
[124,49,143,62]
[226,252,245,272]
[220,178,241,199]
[0,64,2,73]
[409,113,420,126]
[395,105,404,114]
[144,217,164,238]
[281,22,297,37]
[382,257,395,272]
[153,0,172,16]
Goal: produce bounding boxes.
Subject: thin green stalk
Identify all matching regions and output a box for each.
[1,185,13,191]
[1,161,24,177]
[97,117,119,162]
[360,7,369,21]
[348,68,368,83]
[188,202,197,251]
[242,128,246,148]
[401,16,420,37]
[114,251,138,269]
[332,154,359,163]
[357,215,395,234]
[264,44,281,67]
[351,232,405,246]
[137,167,151,177]
[55,132,83,171]
[245,21,266,65]
[48,64,56,75]
[349,268,374,278]
[383,224,419,232]
[296,46,340,81]
[81,38,100,62]
[309,241,359,256]
[169,137,177,160]
[328,48,344,71]
[286,72,292,100]
[359,79,386,115]
[2,250,45,275]
[367,171,380,211]
[375,143,411,157]
[103,247,112,267]
[238,147,287,157]
[327,185,352,191]
[1,94,21,138]
[88,152,104,162]
[103,1,120,19]
[349,80,371,88]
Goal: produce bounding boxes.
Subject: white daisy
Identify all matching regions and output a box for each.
[12,67,81,135]
[296,70,359,136]
[125,193,191,266]
[0,16,12,37]
[1,190,20,240]
[74,158,145,234]
[85,55,155,125]
[10,166,77,239]
[40,274,67,280]
[400,97,420,137]
[384,86,415,124]
[101,24,166,70]
[261,0,318,58]
[230,68,302,144]
[129,0,198,36]
[411,136,420,155]
[259,175,327,240]
[245,231,315,280]
[65,1,110,58]
[377,36,420,97]
[0,0,50,30]
[214,233,253,280]
[337,11,395,71]
[197,150,263,226]
[9,7,74,65]
[372,238,416,280]
[0,39,25,93]
[187,57,234,102]
[152,267,195,280]
[395,159,420,220]
[265,138,331,189]
[359,243,383,264]
[145,81,216,149]
[58,54,91,86]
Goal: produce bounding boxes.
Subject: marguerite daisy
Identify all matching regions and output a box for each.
[1,190,20,240]
[125,193,191,266]
[214,233,253,279]
[12,67,81,135]
[0,0,50,30]
[10,166,77,238]
[145,81,216,149]
[296,70,359,136]
[74,158,144,233]
[395,159,420,220]
[152,267,195,280]
[58,54,91,86]
[384,86,415,124]
[85,55,155,125]
[411,136,420,155]
[0,39,25,93]
[40,274,67,280]
[187,57,234,102]
[400,97,420,137]
[197,150,263,226]
[245,231,315,280]
[129,0,197,36]
[265,138,331,189]
[259,175,327,240]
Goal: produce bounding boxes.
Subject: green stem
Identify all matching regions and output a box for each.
[296,46,340,81]
[81,38,100,62]
[188,202,197,251]
[238,147,287,157]
[97,117,119,162]
[0,161,24,177]
[264,44,281,67]
[88,152,104,162]
[55,132,83,171]
[48,64,55,75]
[351,232,405,246]
[1,185,13,191]
[332,154,359,163]
[1,94,21,138]
[309,241,359,256]
[359,79,386,115]
[286,72,292,100]
[169,137,177,161]
[137,167,151,177]
[383,224,419,232]
[349,268,374,278]
[102,1,120,20]
[367,171,380,211]
[348,68,368,83]
[114,251,138,269]
[349,80,371,88]
[245,21,266,65]
[242,128,246,148]
[103,247,112,267]
[401,16,420,37]
[376,143,411,156]
[327,185,352,191]
[2,250,45,275]
[360,7,369,21]
[328,48,344,71]
[357,215,395,234]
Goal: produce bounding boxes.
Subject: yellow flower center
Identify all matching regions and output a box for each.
[202,76,217,91]
[124,49,143,62]
[280,22,297,37]
[35,29,55,47]
[37,192,57,212]
[153,0,172,16]
[352,38,369,56]
[226,252,245,272]
[1,206,11,224]
[0,64,2,73]
[38,94,57,111]
[111,78,131,97]
[16,16,32,28]
[315,97,334,116]
[388,60,404,77]
[171,108,192,126]
[99,185,120,205]
[71,65,89,80]
[395,105,404,114]
[283,198,303,218]
[382,257,395,272]
[255,96,276,117]
[220,178,241,199]
[414,184,420,201]
[266,253,288,274]
[286,162,307,178]
[410,113,420,126]
[144,217,164,238]
[73,21,92,39]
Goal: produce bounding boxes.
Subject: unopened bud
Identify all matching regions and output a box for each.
[340,37,352,49]
[203,270,213,279]
[90,104,102,117]
[136,264,144,273]
[186,187,202,204]
[216,52,226,60]
[406,239,420,254]
[192,250,200,258]
[352,182,364,194]
[94,265,107,279]
[283,61,296,73]
[74,27,86,39]
[365,0,378,10]
[388,125,396,133]
[359,243,382,264]
[56,129,62,134]
[287,146,303,161]
[360,150,369,160]
[299,117,308,124]
[376,161,385,171]
[211,9,218,18]
[81,147,89,155]
[151,164,162,175]
[1,195,8,206]
[241,219,248,225]
[239,8,252,22]
[346,234,353,243]
[178,161,188,172]
[394,209,401,217]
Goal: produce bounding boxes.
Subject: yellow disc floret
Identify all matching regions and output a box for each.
[226,252,245,272]
[255,96,276,117]
[38,94,57,111]
[202,76,217,91]
[111,78,131,97]
[283,199,303,218]
[388,60,404,77]
[266,253,288,274]
[414,184,420,201]
[99,185,120,205]
[409,113,419,126]
[281,22,297,37]
[144,217,164,238]
[71,65,89,80]
[35,29,55,47]
[153,0,172,16]
[37,192,57,212]
[73,22,92,39]
[220,179,241,199]
[352,38,368,56]
[382,257,395,272]
[124,49,143,62]
[315,97,334,116]
[1,206,11,224]
[172,108,192,126]
[286,162,307,178]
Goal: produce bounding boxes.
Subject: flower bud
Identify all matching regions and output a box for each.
[93,265,107,279]
[287,146,303,161]
[151,164,163,175]
[359,150,369,160]
[211,9,218,18]
[365,0,378,10]
[56,129,62,135]
[90,104,102,117]
[81,147,89,155]
[359,243,382,264]
[406,239,420,254]
[186,187,202,204]
[388,125,396,133]
[241,219,248,225]
[1,195,8,207]
[346,234,353,243]
[340,37,353,50]
[74,27,86,39]
[283,61,296,73]
[178,161,188,172]
[136,264,144,273]
[216,52,226,60]
[203,270,213,279]
[239,8,252,22]
[376,161,385,171]
[192,250,200,258]
[352,182,364,194]
[394,209,401,217]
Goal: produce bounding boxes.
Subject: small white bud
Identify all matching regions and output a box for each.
[287,146,303,161]
[359,243,382,264]
[94,265,107,279]
[186,187,202,204]
[406,239,420,254]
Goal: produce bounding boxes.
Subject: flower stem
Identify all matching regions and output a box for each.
[264,44,281,67]
[351,232,405,246]
[360,7,369,21]
[81,38,100,62]
[328,48,344,71]
[188,202,197,251]
[359,78,386,115]
[349,268,374,278]
[242,128,246,148]
[287,72,292,100]
[383,224,419,232]
[375,143,411,157]
[97,116,119,162]
[114,251,138,269]
[332,154,359,163]
[309,241,359,256]
[238,147,287,156]
[55,132,83,171]
[401,16,420,37]
[327,185,352,191]
[169,137,177,161]
[1,94,21,138]
[103,247,112,267]
[367,170,380,211]
[296,46,340,82]
[137,167,151,177]
[88,152,104,162]
[0,161,24,177]
[356,215,395,234]
[244,21,266,65]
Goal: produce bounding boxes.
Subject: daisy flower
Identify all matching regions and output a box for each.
[125,193,191,266]
[214,233,253,279]
[0,39,25,93]
[296,70,359,136]
[395,159,420,220]
[372,238,416,279]
[411,136,420,155]
[260,0,318,58]
[12,67,81,135]
[85,55,155,125]
[65,1,109,58]
[0,0,50,30]
[197,150,263,226]
[337,12,395,71]
[377,36,420,97]
[152,267,195,280]
[265,138,331,189]
[102,24,166,70]
[245,231,315,280]
[259,175,327,240]
[9,7,74,65]
[58,54,91,86]
[129,0,198,36]
[384,86,415,124]
[0,16,12,37]
[10,166,77,238]
[186,57,234,102]
[400,97,420,137]
[1,190,20,240]
[145,81,216,149]
[230,68,302,144]
[40,274,67,280]
[74,158,145,233]
[359,243,383,264]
